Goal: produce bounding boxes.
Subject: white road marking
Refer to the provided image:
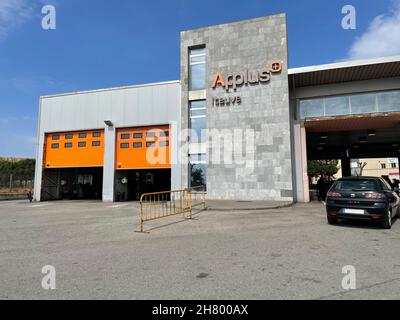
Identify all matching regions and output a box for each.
[28,204,51,208]
[109,204,129,208]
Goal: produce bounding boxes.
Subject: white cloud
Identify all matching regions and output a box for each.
[0,0,34,40]
[0,115,34,124]
[348,0,400,60]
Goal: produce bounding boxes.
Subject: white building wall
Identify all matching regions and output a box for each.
[34,81,182,202]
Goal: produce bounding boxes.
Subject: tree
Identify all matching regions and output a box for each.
[308,160,340,178]
[191,168,205,187]
[0,158,35,189]
[0,158,35,175]
[352,161,367,176]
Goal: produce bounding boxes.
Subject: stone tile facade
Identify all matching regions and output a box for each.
[181,14,293,201]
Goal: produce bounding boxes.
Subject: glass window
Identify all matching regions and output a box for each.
[324,96,350,116]
[378,91,400,112]
[160,131,169,138]
[190,118,207,143]
[133,142,142,148]
[299,99,324,118]
[392,163,397,169]
[64,142,72,148]
[121,134,130,140]
[92,141,101,147]
[78,142,86,148]
[146,132,156,138]
[65,134,73,139]
[189,47,206,91]
[79,133,87,139]
[350,93,377,114]
[299,90,400,119]
[190,48,206,57]
[52,135,60,140]
[120,143,129,149]
[93,132,101,138]
[146,141,155,148]
[51,143,59,149]
[190,100,207,110]
[191,109,206,117]
[190,154,207,187]
[381,163,386,169]
[78,175,93,185]
[133,133,143,139]
[333,179,379,191]
[190,163,207,188]
[160,141,169,147]
[190,100,207,143]
[190,154,206,163]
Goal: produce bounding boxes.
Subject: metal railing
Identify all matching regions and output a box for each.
[138,186,206,233]
[190,185,207,211]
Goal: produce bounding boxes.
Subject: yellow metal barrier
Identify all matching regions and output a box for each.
[189,185,207,211]
[138,186,206,233]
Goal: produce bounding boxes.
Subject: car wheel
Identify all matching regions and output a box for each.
[382,208,392,229]
[327,216,338,225]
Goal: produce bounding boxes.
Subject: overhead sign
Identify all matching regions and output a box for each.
[211,61,283,107]
[211,61,282,92]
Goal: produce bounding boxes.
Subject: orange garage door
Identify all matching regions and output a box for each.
[115,126,170,170]
[44,130,104,168]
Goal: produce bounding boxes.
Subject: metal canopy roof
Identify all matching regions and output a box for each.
[288,56,400,88]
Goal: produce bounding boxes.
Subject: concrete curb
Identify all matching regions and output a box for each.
[205,202,295,212]
[0,194,28,201]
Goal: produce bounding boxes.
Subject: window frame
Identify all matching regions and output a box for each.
[189,47,206,91]
[189,155,207,188]
[189,100,207,143]
[298,89,400,120]
[159,141,169,147]
[120,143,130,149]
[160,131,169,138]
[189,48,206,65]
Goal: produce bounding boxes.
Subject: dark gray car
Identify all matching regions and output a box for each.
[326,177,400,229]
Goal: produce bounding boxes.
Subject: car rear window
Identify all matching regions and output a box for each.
[333,179,380,191]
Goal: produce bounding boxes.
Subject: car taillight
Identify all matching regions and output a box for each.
[327,192,342,198]
[366,193,386,199]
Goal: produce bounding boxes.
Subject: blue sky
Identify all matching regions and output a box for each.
[0,0,399,157]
